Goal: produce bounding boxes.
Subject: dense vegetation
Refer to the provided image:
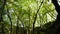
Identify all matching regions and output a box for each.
[0,0,60,34]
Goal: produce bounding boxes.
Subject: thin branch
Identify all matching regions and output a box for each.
[48,13,55,19]
[33,0,44,26]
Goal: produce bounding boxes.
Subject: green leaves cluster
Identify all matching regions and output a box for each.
[2,0,57,27]
[0,0,57,34]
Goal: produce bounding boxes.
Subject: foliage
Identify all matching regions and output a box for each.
[0,0,58,34]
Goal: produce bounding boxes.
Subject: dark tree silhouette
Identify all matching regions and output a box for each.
[0,0,6,34]
[51,0,60,34]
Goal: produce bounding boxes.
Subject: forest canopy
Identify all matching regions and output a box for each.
[0,0,59,34]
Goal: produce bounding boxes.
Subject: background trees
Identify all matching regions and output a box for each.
[0,0,58,34]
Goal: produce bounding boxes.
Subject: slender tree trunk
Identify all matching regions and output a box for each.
[32,1,43,34]
[7,9,12,34]
[16,16,19,34]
